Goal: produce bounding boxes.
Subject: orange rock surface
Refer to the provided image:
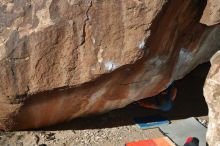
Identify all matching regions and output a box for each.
[0,0,220,130]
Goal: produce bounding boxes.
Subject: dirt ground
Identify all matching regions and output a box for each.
[0,63,210,146]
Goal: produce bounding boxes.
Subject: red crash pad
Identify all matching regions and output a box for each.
[126,137,175,146]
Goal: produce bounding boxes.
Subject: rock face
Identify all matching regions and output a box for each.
[204,51,220,146]
[201,0,220,26]
[202,1,220,145]
[0,0,220,130]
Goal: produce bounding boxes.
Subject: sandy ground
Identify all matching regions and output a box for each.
[0,63,210,146]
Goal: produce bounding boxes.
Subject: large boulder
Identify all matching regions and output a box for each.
[200,0,220,26]
[201,1,220,145]
[204,51,220,146]
[0,0,219,130]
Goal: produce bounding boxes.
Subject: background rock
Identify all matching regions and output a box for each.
[200,0,220,26]
[0,0,220,130]
[204,51,220,146]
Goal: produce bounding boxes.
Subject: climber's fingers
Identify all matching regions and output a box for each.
[138,101,159,109]
[171,87,177,101]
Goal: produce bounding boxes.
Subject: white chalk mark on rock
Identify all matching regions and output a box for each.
[98,48,104,63]
[139,41,146,49]
[175,48,193,70]
[92,37,96,44]
[104,61,118,71]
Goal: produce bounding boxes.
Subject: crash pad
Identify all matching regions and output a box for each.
[126,137,175,146]
[159,117,207,146]
[134,115,170,129]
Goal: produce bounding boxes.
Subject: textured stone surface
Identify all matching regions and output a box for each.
[0,0,220,130]
[201,0,220,26]
[0,0,163,98]
[204,51,220,146]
